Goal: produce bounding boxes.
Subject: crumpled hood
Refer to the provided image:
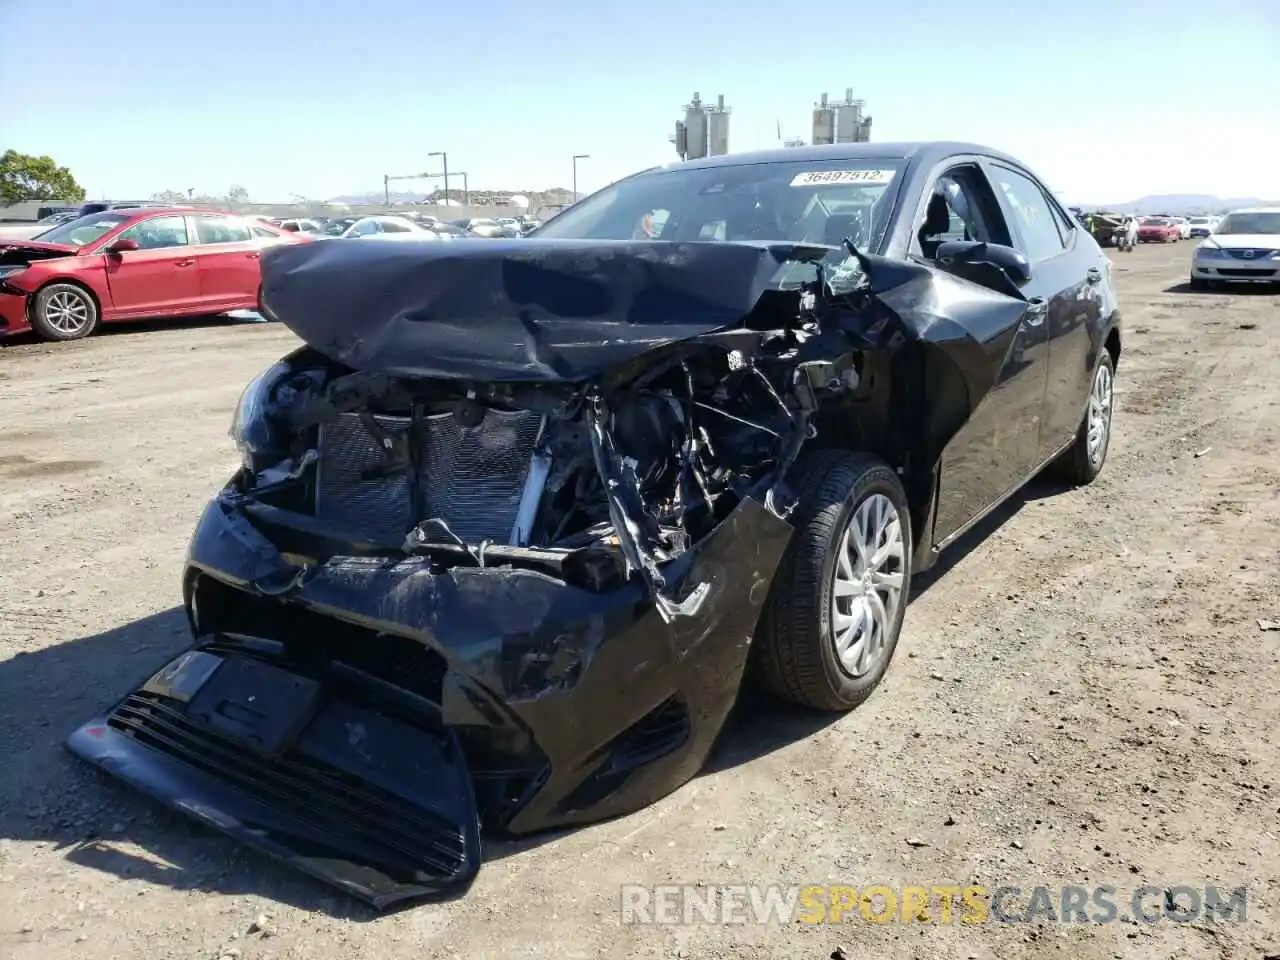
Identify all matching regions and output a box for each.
[258,237,829,382]
[0,240,79,266]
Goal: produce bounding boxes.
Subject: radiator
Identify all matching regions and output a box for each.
[315,409,545,545]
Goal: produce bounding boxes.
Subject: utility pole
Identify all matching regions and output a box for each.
[572,154,589,201]
[383,174,390,206]
[428,151,448,206]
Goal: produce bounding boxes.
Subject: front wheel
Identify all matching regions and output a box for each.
[753,451,913,712]
[30,283,99,341]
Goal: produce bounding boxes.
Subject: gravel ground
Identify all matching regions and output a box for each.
[1,244,1278,960]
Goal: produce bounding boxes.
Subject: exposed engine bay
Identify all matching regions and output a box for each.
[235,285,865,619]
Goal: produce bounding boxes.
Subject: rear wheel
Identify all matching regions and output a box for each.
[753,451,912,712]
[30,283,99,341]
[1057,351,1115,485]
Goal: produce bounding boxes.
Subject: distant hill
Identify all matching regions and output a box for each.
[1074,194,1280,215]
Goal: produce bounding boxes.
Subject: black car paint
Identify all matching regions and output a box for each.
[68,141,1121,908]
[255,237,829,382]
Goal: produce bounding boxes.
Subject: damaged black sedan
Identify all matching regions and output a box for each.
[69,142,1121,909]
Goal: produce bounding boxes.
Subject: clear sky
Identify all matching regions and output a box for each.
[2,0,1276,204]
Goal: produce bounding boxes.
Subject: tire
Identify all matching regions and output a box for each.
[753,451,913,711]
[1189,276,1209,291]
[1057,351,1115,485]
[30,282,99,341]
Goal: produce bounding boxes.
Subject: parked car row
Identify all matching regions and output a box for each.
[0,203,554,342]
[256,212,544,241]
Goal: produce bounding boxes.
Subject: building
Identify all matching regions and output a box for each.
[811,88,872,145]
[671,93,731,161]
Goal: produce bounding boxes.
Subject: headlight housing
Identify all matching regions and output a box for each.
[1195,244,1224,258]
[229,361,290,471]
[0,265,30,281]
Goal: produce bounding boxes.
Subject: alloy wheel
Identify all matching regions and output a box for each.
[831,493,906,677]
[1087,362,1113,466]
[43,289,91,336]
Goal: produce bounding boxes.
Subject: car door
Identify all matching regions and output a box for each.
[100,214,201,315]
[984,161,1098,464]
[189,214,263,309]
[912,161,1052,544]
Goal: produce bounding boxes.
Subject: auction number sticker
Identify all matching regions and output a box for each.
[789,169,895,187]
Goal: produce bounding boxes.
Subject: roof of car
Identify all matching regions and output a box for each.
[669,141,1024,172]
[1228,206,1280,214]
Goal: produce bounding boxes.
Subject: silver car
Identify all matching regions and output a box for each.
[1189,207,1280,288]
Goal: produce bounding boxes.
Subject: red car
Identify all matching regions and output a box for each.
[1137,217,1180,244]
[0,208,309,341]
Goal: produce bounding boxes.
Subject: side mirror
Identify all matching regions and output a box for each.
[106,238,139,254]
[935,239,1032,287]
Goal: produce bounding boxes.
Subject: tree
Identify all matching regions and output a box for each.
[149,189,188,205]
[227,185,249,207]
[0,150,86,202]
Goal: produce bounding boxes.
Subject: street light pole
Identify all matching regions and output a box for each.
[572,154,590,201]
[383,174,390,206]
[429,151,448,207]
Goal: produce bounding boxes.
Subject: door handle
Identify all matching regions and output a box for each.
[174,259,194,267]
[1025,297,1047,326]
[245,252,260,260]
[1086,267,1102,284]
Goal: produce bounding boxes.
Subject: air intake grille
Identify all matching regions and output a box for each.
[315,410,543,544]
[108,692,469,878]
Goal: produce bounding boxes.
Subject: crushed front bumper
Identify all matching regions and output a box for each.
[68,487,793,905]
[68,646,482,909]
[0,289,30,335]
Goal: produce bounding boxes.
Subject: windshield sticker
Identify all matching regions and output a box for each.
[789,169,895,187]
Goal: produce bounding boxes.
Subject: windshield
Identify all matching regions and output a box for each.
[323,219,356,235]
[1188,217,1210,224]
[1215,212,1280,235]
[532,158,906,254]
[1142,218,1170,226]
[34,212,132,247]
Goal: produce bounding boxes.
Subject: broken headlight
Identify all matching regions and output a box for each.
[230,361,290,472]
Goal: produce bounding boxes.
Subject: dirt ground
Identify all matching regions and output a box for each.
[1,243,1278,960]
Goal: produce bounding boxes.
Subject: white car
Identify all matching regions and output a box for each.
[1186,215,1219,239]
[1190,207,1280,289]
[340,215,443,240]
[1172,216,1192,239]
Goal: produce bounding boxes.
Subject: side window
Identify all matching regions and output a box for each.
[195,216,252,245]
[350,219,379,237]
[634,209,669,239]
[251,225,279,239]
[379,219,412,234]
[915,164,1010,258]
[697,220,727,240]
[117,215,190,250]
[989,166,1066,263]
